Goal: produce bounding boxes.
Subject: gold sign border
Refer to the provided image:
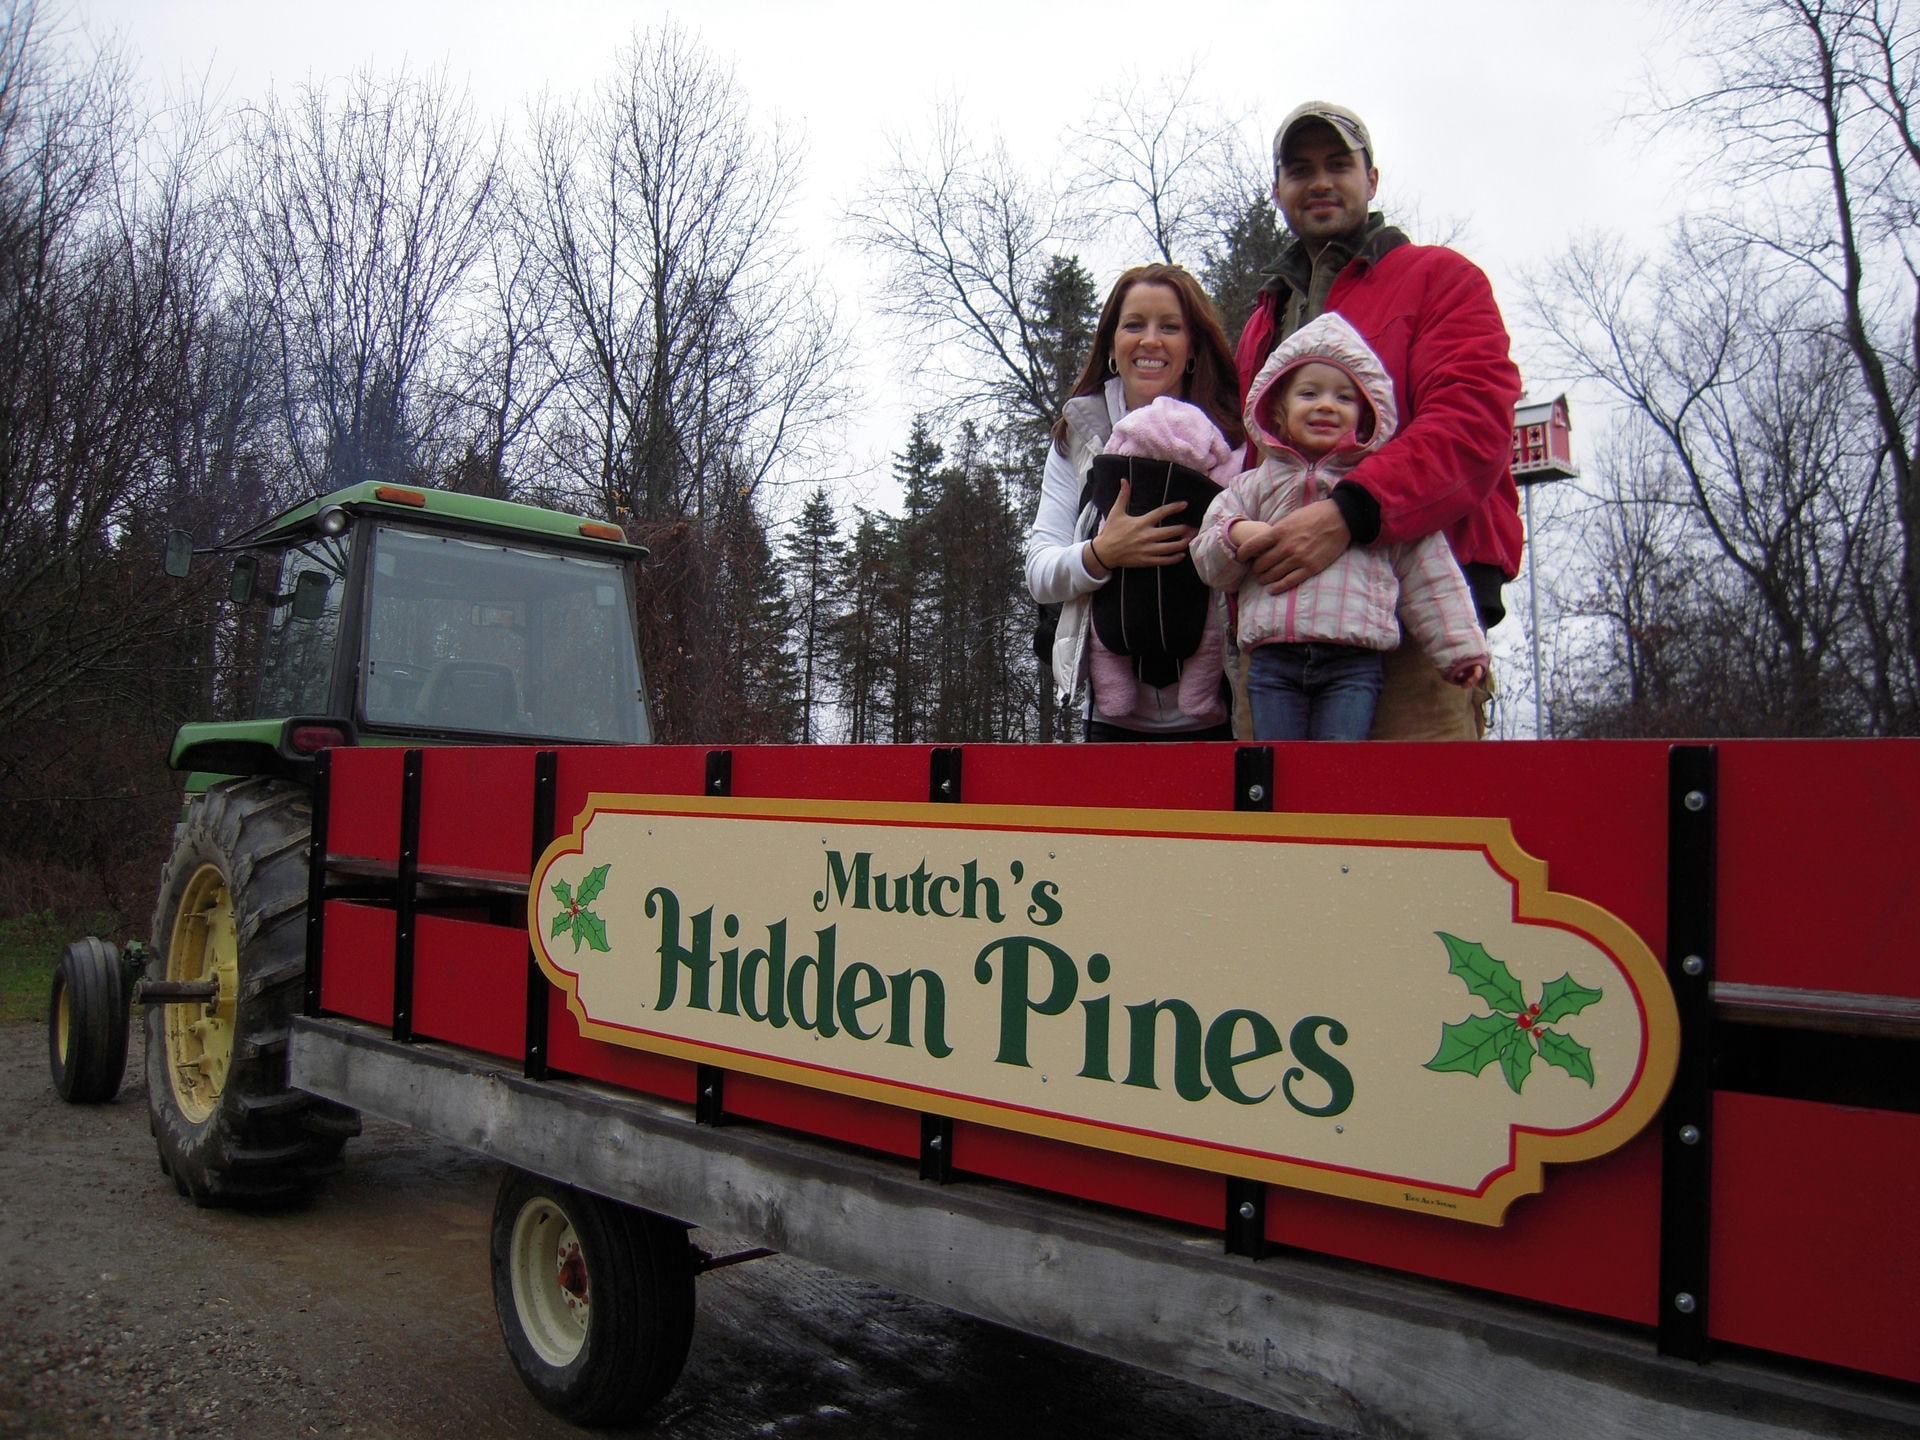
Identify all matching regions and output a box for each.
[531,795,1680,1226]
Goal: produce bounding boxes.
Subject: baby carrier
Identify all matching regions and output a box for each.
[1083,454,1222,688]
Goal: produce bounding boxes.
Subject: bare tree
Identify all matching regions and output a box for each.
[519,25,845,741]
[1067,65,1253,268]
[233,65,501,494]
[1660,0,1920,702]
[433,173,562,500]
[1529,227,1887,732]
[848,101,1085,439]
[523,24,845,524]
[0,7,277,909]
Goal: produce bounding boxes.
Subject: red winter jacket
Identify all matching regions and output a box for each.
[1236,232,1524,591]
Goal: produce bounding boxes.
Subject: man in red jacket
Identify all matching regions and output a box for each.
[1233,101,1523,739]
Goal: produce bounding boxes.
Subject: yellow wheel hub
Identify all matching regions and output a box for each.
[164,863,239,1123]
[54,984,71,1068]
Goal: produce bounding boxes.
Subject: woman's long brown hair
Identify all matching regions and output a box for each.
[1049,263,1246,453]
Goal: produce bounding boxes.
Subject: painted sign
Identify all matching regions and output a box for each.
[530,796,1679,1225]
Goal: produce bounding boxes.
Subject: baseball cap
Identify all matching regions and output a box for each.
[1273,102,1374,166]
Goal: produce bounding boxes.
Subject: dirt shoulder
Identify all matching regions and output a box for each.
[0,1021,1345,1439]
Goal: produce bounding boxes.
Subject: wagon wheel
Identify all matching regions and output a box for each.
[490,1168,696,1425]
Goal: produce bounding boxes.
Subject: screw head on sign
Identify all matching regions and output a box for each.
[1674,1292,1697,1314]
[1247,784,1266,803]
[1678,1124,1701,1146]
[1681,955,1705,977]
[1237,1201,1256,1220]
[1684,790,1707,812]
[927,1134,943,1150]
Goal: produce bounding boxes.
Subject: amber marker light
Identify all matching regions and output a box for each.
[579,521,625,541]
[374,486,428,507]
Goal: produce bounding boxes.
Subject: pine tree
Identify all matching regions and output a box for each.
[1201,189,1288,350]
[828,511,896,742]
[1018,258,1101,741]
[780,486,844,741]
[1028,255,1100,463]
[724,512,804,742]
[884,419,945,741]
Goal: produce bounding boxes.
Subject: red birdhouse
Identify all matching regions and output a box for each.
[1511,394,1577,485]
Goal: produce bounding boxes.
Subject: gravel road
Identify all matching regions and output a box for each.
[0,1020,1355,1440]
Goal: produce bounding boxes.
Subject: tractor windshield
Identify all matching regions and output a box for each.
[359,525,650,743]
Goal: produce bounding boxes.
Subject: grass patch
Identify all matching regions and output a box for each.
[0,911,129,1025]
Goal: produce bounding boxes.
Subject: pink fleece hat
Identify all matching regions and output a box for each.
[1106,397,1240,483]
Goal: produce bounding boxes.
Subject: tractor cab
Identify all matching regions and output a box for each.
[166,482,652,777]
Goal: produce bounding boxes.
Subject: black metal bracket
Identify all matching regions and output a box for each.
[1224,752,1275,1255]
[696,752,732,1118]
[696,1065,726,1126]
[524,750,559,1081]
[930,747,963,803]
[1234,746,1274,812]
[303,748,332,1018]
[391,749,424,1044]
[920,1114,955,1183]
[1225,1177,1268,1258]
[920,750,965,1170]
[1659,744,1717,1361]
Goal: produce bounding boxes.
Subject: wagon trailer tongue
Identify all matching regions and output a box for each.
[44,480,1920,1438]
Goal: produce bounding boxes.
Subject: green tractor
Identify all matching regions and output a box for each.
[47,481,652,1206]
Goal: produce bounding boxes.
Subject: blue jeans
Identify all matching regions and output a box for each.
[1247,642,1385,741]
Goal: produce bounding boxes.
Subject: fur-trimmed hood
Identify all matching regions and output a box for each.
[1242,312,1399,464]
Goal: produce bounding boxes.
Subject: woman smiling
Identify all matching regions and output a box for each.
[1025,264,1245,740]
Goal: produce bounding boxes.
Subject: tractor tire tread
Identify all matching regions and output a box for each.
[146,778,357,1208]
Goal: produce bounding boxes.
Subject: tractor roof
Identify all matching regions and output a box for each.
[229,482,646,557]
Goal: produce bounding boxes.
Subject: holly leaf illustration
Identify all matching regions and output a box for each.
[571,908,609,953]
[575,863,611,908]
[551,878,574,908]
[1536,1027,1596,1086]
[550,911,573,940]
[1437,932,1526,1014]
[1536,973,1604,1026]
[1425,1012,1514,1078]
[1499,1030,1536,1094]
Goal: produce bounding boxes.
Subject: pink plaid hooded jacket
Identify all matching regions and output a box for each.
[1191,313,1488,676]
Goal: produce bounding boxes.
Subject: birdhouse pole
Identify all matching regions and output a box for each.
[1510,396,1579,737]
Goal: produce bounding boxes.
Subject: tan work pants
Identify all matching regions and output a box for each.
[1368,637,1491,740]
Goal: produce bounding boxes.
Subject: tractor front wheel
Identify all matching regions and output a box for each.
[145,777,359,1205]
[48,937,129,1103]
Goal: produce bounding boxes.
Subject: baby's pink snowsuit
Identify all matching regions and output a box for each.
[1091,396,1241,720]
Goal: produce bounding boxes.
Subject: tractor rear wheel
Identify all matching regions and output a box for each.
[48,937,129,1103]
[146,776,360,1205]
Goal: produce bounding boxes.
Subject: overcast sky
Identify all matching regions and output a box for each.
[76,0,1695,510]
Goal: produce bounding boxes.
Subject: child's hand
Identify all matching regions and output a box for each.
[1228,519,1275,558]
[1448,662,1486,689]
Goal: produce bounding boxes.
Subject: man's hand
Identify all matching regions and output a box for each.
[1238,497,1352,594]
